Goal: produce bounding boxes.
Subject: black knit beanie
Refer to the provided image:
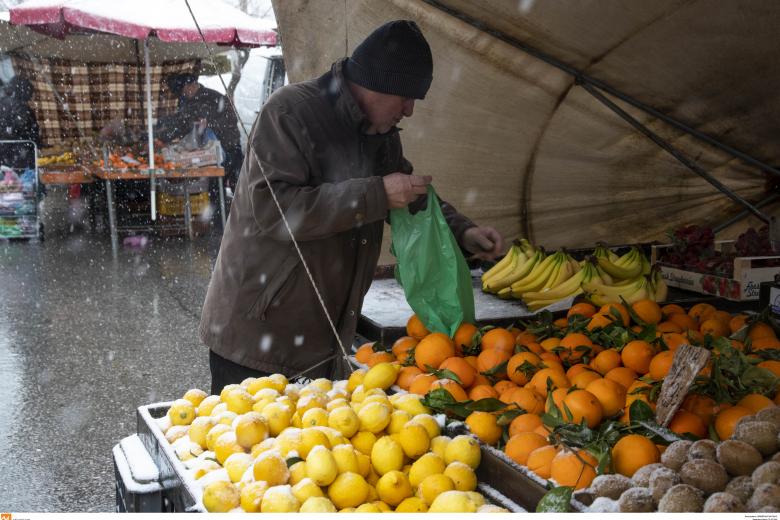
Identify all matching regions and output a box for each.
[344,20,433,100]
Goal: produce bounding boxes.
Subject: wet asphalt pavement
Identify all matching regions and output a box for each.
[0,225,221,511]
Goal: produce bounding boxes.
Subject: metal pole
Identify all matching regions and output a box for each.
[580,81,770,224]
[714,192,780,233]
[144,38,156,221]
[419,0,780,180]
[218,176,227,229]
[105,178,118,250]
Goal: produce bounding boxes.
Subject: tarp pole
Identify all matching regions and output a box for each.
[144,38,156,221]
[713,193,780,234]
[580,81,770,224]
[416,0,780,180]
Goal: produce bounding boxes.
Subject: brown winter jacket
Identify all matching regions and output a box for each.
[199,58,475,379]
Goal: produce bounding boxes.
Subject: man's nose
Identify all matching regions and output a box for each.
[402,99,415,117]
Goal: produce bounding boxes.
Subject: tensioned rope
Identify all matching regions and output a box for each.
[183,0,355,378]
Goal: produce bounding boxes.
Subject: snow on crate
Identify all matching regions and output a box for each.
[119,434,160,484]
[477,482,526,513]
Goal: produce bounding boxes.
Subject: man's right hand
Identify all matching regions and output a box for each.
[383,172,432,209]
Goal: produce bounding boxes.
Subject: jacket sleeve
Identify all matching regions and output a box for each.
[246,105,388,242]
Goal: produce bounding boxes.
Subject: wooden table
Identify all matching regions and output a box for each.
[39,166,95,185]
[92,166,226,245]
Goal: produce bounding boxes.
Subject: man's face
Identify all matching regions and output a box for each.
[363,91,415,134]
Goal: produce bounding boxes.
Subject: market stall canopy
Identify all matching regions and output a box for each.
[272,0,780,261]
[2,0,277,62]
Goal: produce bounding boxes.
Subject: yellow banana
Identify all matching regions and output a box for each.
[481,245,521,290]
[511,252,565,296]
[485,250,543,293]
[595,252,642,280]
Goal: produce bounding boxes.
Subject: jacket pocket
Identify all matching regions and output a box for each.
[246,253,301,320]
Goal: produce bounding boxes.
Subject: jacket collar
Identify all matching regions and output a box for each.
[325,58,372,133]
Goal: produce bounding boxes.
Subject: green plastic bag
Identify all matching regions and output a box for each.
[390,186,475,336]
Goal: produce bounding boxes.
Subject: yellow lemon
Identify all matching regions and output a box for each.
[260,484,300,512]
[260,402,293,436]
[328,406,360,438]
[331,444,359,473]
[299,428,331,458]
[288,460,307,485]
[220,384,240,402]
[387,410,413,435]
[399,423,431,459]
[347,370,366,393]
[209,402,228,417]
[358,401,392,433]
[202,480,240,512]
[196,395,222,417]
[478,504,509,512]
[376,470,413,506]
[350,431,377,455]
[213,431,245,465]
[240,376,257,388]
[268,373,289,392]
[356,451,371,477]
[223,387,254,415]
[305,445,338,486]
[223,452,254,483]
[239,480,269,512]
[308,378,333,393]
[290,411,303,429]
[444,435,481,469]
[250,437,277,458]
[373,500,392,512]
[371,436,404,475]
[408,414,440,439]
[355,502,381,513]
[299,496,337,512]
[395,496,428,512]
[326,397,349,412]
[301,407,329,428]
[428,490,477,512]
[297,392,328,414]
[213,410,238,426]
[188,416,216,449]
[418,474,456,506]
[205,423,231,452]
[233,412,269,449]
[328,472,370,509]
[168,399,196,426]
[409,452,446,488]
[444,461,477,491]
[363,362,400,390]
[182,388,208,407]
[430,435,451,460]
[350,385,368,403]
[165,425,189,444]
[393,393,431,416]
[253,451,290,486]
[315,426,348,447]
[247,376,276,395]
[174,441,202,461]
[291,477,325,503]
[274,427,302,456]
[466,491,486,507]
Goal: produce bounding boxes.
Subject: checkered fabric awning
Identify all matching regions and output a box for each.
[12,56,199,147]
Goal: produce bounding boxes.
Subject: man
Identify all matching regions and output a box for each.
[200,20,503,394]
[0,76,40,169]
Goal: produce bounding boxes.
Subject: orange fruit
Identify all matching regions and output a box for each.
[507,352,542,385]
[599,303,630,326]
[540,337,561,352]
[571,370,601,390]
[468,384,499,401]
[477,348,511,376]
[656,321,683,333]
[463,356,479,370]
[397,366,423,390]
[471,373,492,387]
[729,314,749,334]
[500,387,545,414]
[504,432,549,465]
[631,299,662,325]
[557,333,594,363]
[522,341,545,355]
[415,333,456,372]
[553,317,569,328]
[516,331,539,348]
[688,303,716,322]
[625,380,652,407]
[355,342,377,364]
[751,337,780,350]
[681,393,719,425]
[661,332,689,352]
[591,349,622,375]
[737,393,775,413]
[699,318,729,339]
[408,373,437,395]
[545,387,568,414]
[508,413,544,437]
[612,434,660,477]
[562,389,603,428]
[648,350,675,380]
[526,445,558,479]
[494,380,518,395]
[481,328,517,354]
[711,310,733,325]
[566,363,593,379]
[452,322,479,354]
[585,378,626,417]
[621,340,655,374]
[430,379,468,401]
[550,449,598,490]
[605,366,638,390]
[438,356,476,388]
[465,411,503,444]
[714,405,752,440]
[749,321,777,341]
[758,360,780,377]
[661,304,686,317]
[587,313,614,331]
[529,368,571,396]
[668,313,698,331]
[668,409,706,438]
[392,336,419,362]
[367,351,395,367]
[406,314,430,339]
[568,302,597,319]
[534,423,552,438]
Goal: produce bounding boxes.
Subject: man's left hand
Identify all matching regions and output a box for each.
[463,226,504,261]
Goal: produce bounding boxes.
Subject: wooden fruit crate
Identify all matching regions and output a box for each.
[651,241,780,301]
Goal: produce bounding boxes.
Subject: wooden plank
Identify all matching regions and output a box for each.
[92,166,224,180]
[40,169,95,184]
[654,343,711,427]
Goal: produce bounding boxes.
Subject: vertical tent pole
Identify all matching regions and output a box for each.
[144,38,156,220]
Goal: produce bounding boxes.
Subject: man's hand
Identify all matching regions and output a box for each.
[383,172,432,209]
[463,226,504,261]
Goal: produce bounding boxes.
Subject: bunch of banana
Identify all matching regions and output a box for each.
[481,239,543,293]
[37,151,76,166]
[522,259,601,311]
[593,245,647,280]
[499,250,576,299]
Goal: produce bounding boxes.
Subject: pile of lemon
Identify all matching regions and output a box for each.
[157,363,508,513]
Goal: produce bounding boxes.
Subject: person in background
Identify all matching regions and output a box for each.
[0,76,40,169]
[199,20,504,394]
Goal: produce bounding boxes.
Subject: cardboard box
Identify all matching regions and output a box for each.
[651,241,780,301]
